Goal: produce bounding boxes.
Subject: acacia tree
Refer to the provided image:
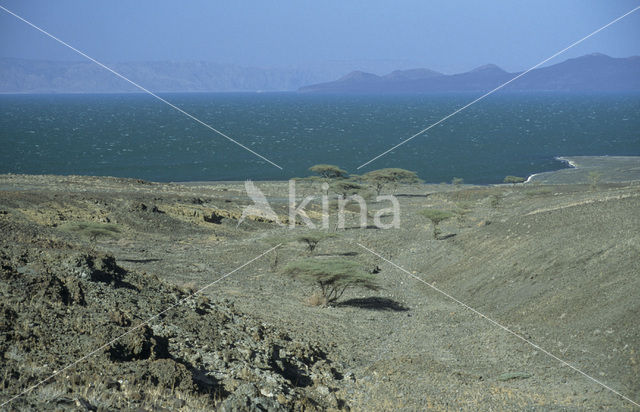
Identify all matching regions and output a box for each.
[419,208,455,239]
[363,168,420,195]
[284,258,379,305]
[503,175,525,186]
[309,164,348,179]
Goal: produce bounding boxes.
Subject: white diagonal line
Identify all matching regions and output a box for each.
[356,5,640,170]
[0,5,283,170]
[0,244,281,408]
[356,242,640,408]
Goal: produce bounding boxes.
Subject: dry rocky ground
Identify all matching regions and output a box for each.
[0,172,639,411]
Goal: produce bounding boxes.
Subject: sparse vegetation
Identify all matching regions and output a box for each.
[444,187,503,202]
[524,186,553,197]
[59,221,122,241]
[284,258,379,305]
[419,209,456,239]
[363,168,421,195]
[2,169,639,411]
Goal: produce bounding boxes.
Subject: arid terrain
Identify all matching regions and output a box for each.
[1,169,639,410]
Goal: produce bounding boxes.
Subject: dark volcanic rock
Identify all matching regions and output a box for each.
[0,219,346,410]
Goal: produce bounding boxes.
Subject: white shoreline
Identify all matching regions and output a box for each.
[555,156,578,169]
[525,155,640,184]
[525,156,576,183]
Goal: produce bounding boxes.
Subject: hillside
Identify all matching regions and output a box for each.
[0,172,639,409]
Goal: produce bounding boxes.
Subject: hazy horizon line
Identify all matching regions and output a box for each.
[2,51,637,76]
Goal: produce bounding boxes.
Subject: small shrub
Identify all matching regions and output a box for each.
[451,177,464,186]
[296,232,337,254]
[284,258,379,305]
[489,194,502,208]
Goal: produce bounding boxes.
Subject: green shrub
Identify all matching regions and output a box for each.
[284,258,379,305]
[503,175,526,185]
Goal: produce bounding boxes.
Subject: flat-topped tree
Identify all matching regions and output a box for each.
[284,258,379,305]
[419,208,456,239]
[363,168,421,195]
[309,164,348,179]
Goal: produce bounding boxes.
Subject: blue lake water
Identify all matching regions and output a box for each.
[1,92,638,183]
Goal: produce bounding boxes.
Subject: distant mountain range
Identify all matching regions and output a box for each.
[299,54,640,93]
[0,58,332,93]
[1,53,638,94]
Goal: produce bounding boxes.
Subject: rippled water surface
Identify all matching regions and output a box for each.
[1,92,638,183]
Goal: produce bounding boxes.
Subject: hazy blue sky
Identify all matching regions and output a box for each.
[1,1,639,74]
